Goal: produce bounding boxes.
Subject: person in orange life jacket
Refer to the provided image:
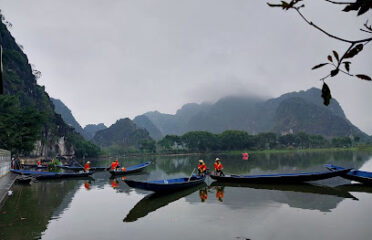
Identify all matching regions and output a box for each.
[214,158,224,176]
[84,161,91,172]
[37,160,42,166]
[197,160,207,176]
[199,188,208,202]
[111,159,120,170]
[215,186,224,202]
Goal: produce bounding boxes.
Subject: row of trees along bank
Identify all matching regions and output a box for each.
[104,130,368,155]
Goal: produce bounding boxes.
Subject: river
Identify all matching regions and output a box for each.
[1,150,372,240]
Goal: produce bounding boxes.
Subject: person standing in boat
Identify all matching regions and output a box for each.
[37,159,42,167]
[197,160,207,176]
[84,161,91,172]
[214,158,224,176]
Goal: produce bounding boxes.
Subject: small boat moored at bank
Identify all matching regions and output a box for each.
[124,175,206,193]
[325,164,372,185]
[209,168,351,183]
[109,162,151,176]
[10,169,93,180]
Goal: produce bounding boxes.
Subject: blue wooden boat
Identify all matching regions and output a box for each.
[10,169,93,180]
[325,164,372,185]
[57,165,107,171]
[209,168,351,183]
[124,175,206,192]
[109,162,151,176]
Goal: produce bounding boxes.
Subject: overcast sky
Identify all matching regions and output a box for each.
[0,0,371,134]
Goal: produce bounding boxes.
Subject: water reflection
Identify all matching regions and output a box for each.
[1,151,372,240]
[123,183,206,222]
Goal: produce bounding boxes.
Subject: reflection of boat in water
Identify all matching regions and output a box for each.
[335,184,372,194]
[210,181,357,200]
[123,183,206,222]
[210,168,351,183]
[203,182,357,212]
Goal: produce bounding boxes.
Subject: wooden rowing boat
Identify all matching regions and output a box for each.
[124,175,206,193]
[325,164,372,185]
[209,168,351,183]
[109,162,151,176]
[10,169,93,180]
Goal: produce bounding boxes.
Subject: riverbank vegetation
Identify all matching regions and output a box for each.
[101,130,371,156]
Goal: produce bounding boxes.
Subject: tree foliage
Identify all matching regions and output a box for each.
[0,94,45,156]
[267,0,371,105]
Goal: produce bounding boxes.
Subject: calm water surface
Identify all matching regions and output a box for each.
[1,151,372,240]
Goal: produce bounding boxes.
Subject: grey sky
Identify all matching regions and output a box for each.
[0,0,371,134]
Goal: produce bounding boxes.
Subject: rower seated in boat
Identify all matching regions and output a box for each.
[214,158,224,176]
[111,159,120,171]
[84,161,91,172]
[197,160,207,176]
[37,160,42,167]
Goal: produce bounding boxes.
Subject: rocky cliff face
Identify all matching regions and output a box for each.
[139,88,367,138]
[0,18,85,158]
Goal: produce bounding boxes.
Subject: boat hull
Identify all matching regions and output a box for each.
[10,169,93,180]
[210,168,351,183]
[124,175,206,193]
[109,162,151,176]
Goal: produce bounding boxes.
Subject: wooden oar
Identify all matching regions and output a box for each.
[188,168,196,182]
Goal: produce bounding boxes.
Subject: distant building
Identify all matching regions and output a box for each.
[281,128,294,136]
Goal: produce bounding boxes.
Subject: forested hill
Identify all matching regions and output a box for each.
[84,123,107,140]
[0,18,99,157]
[139,88,367,139]
[51,98,89,139]
[92,118,152,148]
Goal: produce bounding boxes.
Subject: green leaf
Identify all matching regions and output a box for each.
[343,62,350,72]
[344,44,363,59]
[327,55,333,62]
[333,51,339,63]
[321,83,332,106]
[330,69,339,77]
[311,63,329,70]
[355,74,372,81]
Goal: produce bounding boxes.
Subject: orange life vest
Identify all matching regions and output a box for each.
[37,160,41,166]
[84,163,90,171]
[214,162,223,171]
[198,163,207,172]
[111,162,118,170]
